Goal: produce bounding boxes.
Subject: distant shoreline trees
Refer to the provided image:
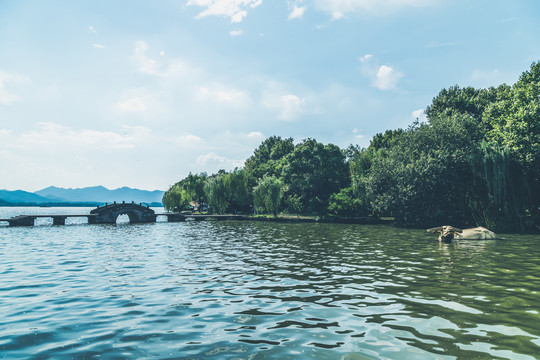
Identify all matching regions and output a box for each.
[163,62,540,232]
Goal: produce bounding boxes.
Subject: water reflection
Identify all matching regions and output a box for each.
[0,213,539,359]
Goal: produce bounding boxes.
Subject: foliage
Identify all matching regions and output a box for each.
[252,175,284,217]
[327,187,367,217]
[162,172,207,212]
[468,142,531,231]
[224,168,251,213]
[162,184,189,212]
[204,174,230,214]
[367,114,489,225]
[484,63,539,178]
[284,193,302,217]
[244,136,294,188]
[363,63,540,230]
[368,129,405,151]
[181,172,208,208]
[347,146,375,214]
[281,139,349,213]
[425,85,498,128]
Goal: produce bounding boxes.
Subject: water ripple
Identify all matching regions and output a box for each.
[1,214,539,359]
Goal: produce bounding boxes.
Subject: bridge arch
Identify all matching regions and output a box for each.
[89,202,157,224]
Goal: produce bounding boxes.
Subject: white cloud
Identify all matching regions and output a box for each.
[375,65,403,90]
[0,122,191,190]
[359,55,403,90]
[247,131,264,139]
[113,88,167,118]
[288,5,306,20]
[116,97,147,112]
[134,41,158,75]
[412,108,427,122]
[3,122,152,151]
[92,43,106,48]
[352,128,365,139]
[133,40,197,78]
[313,0,435,18]
[89,25,97,33]
[279,94,305,120]
[196,85,250,107]
[230,29,244,36]
[195,152,245,170]
[187,0,263,23]
[0,87,19,105]
[330,10,345,20]
[263,93,306,121]
[359,54,373,62]
[470,69,510,88]
[177,134,203,144]
[0,70,29,105]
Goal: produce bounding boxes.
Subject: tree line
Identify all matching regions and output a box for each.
[163,63,540,232]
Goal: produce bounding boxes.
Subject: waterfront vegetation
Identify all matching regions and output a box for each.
[163,63,540,232]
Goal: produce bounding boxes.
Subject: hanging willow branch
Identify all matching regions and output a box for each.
[468,141,531,231]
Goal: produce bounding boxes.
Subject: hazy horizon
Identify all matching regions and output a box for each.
[1,185,166,193]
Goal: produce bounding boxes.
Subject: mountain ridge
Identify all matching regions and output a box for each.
[0,189,62,204]
[0,186,164,205]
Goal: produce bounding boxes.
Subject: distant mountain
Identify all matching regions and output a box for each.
[0,189,62,204]
[0,198,13,205]
[35,186,164,204]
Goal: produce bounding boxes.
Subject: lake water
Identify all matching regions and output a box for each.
[1,207,539,359]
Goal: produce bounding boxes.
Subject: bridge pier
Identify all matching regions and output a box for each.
[52,216,67,225]
[8,216,36,227]
[165,214,186,222]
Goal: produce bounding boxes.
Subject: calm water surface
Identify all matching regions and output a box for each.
[1,207,539,359]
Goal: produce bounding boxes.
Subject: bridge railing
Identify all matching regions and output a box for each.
[96,201,151,209]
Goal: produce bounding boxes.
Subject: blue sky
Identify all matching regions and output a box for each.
[1,0,539,191]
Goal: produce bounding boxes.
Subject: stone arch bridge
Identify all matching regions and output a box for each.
[88,202,157,224]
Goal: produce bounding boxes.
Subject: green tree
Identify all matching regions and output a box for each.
[162,172,207,212]
[284,193,302,217]
[366,114,480,225]
[327,187,367,217]
[348,146,376,214]
[468,141,531,231]
[225,168,251,213]
[182,172,208,210]
[368,129,405,152]
[162,184,189,212]
[244,136,294,188]
[482,62,540,224]
[253,175,284,217]
[281,139,349,213]
[425,85,498,129]
[204,174,230,214]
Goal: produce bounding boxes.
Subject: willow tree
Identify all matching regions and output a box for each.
[483,62,540,227]
[162,184,189,212]
[253,175,284,217]
[204,174,230,214]
[226,168,251,213]
[468,142,531,231]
